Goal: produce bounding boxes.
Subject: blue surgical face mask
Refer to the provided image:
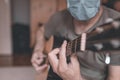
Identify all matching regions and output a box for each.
[67,0,100,21]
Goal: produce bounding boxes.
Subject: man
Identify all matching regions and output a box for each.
[31,0,120,80]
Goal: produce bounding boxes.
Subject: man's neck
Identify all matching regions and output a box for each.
[74,6,103,35]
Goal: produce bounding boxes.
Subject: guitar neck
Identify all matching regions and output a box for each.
[66,18,120,56]
[88,18,120,38]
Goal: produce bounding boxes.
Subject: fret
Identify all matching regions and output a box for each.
[66,41,71,56]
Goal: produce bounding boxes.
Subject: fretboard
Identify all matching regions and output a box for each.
[66,18,120,56]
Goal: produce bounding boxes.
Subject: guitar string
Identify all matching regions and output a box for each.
[76,37,78,53]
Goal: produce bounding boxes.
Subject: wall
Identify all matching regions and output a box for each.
[30,0,66,47]
[12,0,30,25]
[0,0,12,55]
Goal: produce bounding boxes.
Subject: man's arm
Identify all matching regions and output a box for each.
[31,26,48,71]
[107,51,120,80]
[107,66,120,80]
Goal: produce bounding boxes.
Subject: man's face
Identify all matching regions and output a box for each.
[66,0,101,21]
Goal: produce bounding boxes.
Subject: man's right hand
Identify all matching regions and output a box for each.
[31,52,49,72]
[31,26,49,72]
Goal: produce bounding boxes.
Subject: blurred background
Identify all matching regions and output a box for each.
[0,0,119,80]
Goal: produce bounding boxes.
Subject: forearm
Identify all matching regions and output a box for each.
[34,39,44,52]
[34,26,45,52]
[107,51,120,80]
[107,66,120,80]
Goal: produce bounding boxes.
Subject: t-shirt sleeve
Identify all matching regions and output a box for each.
[76,50,106,70]
[76,50,107,80]
[76,50,120,79]
[110,51,120,65]
[76,50,120,66]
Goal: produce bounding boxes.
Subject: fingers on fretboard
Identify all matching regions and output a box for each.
[66,37,81,56]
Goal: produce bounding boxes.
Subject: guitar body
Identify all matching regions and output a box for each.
[44,36,54,55]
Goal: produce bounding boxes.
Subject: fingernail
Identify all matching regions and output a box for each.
[64,40,67,44]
